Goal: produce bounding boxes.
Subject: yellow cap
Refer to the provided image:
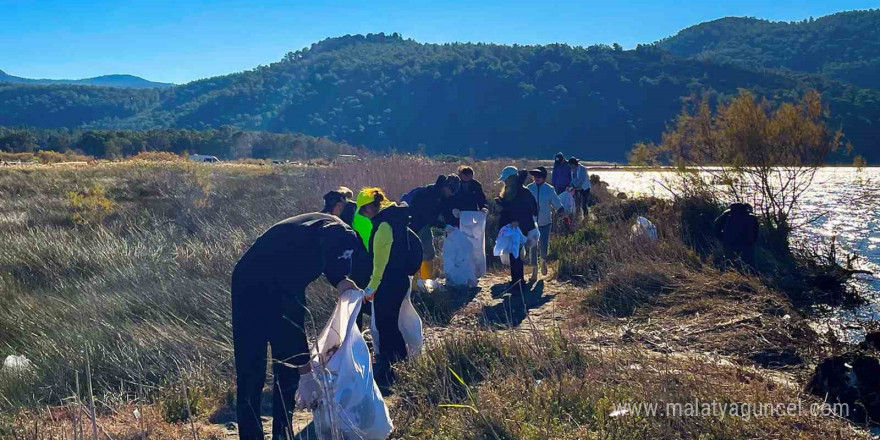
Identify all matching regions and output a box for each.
[356,187,390,210]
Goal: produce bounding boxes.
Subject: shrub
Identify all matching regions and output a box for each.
[159,382,205,423]
[68,183,116,226]
[130,151,184,162]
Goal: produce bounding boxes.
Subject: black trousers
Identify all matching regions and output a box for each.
[373,273,410,383]
[232,268,309,440]
[577,188,591,215]
[510,252,524,286]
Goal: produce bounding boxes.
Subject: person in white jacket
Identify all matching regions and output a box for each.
[527,166,564,281]
[568,157,591,218]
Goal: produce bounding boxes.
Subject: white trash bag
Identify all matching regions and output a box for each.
[631,216,658,241]
[297,289,393,440]
[371,279,424,358]
[2,355,32,374]
[559,190,576,215]
[459,211,488,278]
[443,227,478,288]
[493,224,527,265]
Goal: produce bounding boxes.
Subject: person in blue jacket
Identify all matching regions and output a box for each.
[551,152,571,195]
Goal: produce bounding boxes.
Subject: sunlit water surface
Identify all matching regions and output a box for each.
[594,167,880,341]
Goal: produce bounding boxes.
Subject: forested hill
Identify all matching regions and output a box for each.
[0,70,172,89]
[1,31,879,161]
[658,10,880,89]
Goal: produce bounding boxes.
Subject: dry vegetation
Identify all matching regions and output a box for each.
[0,158,869,439]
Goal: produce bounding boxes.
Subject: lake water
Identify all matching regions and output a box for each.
[593,167,880,341]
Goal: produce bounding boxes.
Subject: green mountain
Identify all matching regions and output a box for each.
[1,15,879,162]
[0,69,172,89]
[658,10,880,89]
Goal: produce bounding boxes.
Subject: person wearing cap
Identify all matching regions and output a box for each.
[527,166,564,281]
[568,157,591,218]
[440,171,480,228]
[336,186,357,227]
[231,212,360,440]
[495,166,538,289]
[321,190,348,217]
[358,187,423,385]
[402,174,461,281]
[551,153,571,195]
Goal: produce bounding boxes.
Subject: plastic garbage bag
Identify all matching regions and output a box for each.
[297,289,393,440]
[459,211,487,278]
[631,216,658,241]
[443,227,478,288]
[525,227,540,249]
[493,224,527,263]
[371,279,424,358]
[2,355,32,374]
[559,190,576,214]
[417,278,442,294]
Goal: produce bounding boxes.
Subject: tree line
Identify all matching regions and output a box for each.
[0,126,361,160]
[1,24,879,162]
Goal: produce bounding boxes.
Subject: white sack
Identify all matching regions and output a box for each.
[559,190,576,214]
[299,289,393,440]
[371,279,424,359]
[443,227,478,288]
[459,211,488,278]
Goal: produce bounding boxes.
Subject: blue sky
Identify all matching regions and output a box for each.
[1,0,876,84]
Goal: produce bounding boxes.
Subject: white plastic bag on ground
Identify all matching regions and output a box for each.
[631,216,658,241]
[559,190,576,214]
[459,211,487,278]
[443,227,478,288]
[2,355,32,374]
[371,279,424,358]
[298,289,393,440]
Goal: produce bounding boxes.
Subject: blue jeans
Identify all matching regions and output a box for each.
[530,223,552,266]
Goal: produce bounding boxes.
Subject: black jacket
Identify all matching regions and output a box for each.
[407,184,445,232]
[339,200,357,228]
[234,213,359,291]
[459,179,488,211]
[497,186,538,235]
[714,203,759,248]
[439,189,481,227]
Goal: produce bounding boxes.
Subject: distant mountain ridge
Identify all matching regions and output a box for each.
[658,10,880,88]
[0,69,172,89]
[0,10,879,162]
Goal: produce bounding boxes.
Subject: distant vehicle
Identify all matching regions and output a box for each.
[189,154,220,163]
[335,154,359,164]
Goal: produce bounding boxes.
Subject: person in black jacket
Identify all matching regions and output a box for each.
[336,186,357,227]
[404,174,461,280]
[713,202,760,271]
[457,165,488,211]
[495,166,538,288]
[440,168,482,227]
[231,213,360,440]
[322,188,373,328]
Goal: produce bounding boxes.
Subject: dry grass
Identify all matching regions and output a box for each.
[0,158,866,439]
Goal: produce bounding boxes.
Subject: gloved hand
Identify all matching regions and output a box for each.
[444,224,456,234]
[295,372,321,409]
[452,209,461,219]
[480,207,489,214]
[364,287,375,302]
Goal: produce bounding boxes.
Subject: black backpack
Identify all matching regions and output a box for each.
[401,226,424,276]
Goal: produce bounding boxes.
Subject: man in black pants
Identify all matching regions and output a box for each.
[358,188,421,386]
[231,213,360,440]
